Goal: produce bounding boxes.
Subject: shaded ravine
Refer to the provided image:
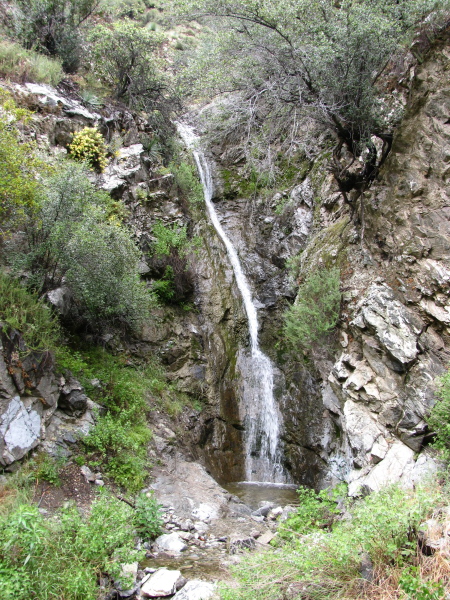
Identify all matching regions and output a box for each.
[177,123,286,483]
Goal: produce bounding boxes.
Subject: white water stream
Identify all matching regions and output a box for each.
[177,123,286,483]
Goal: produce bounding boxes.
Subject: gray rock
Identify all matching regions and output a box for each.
[229,535,256,554]
[0,396,41,465]
[140,568,185,597]
[59,377,88,417]
[154,533,187,553]
[80,465,96,483]
[171,580,216,600]
[353,284,421,367]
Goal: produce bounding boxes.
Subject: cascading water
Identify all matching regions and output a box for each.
[177,123,286,483]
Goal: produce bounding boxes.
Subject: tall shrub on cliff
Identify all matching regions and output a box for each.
[19,162,154,333]
[12,0,101,72]
[172,0,448,205]
[88,20,181,133]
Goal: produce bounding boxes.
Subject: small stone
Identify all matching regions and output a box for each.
[257,531,275,545]
[95,479,105,486]
[80,465,95,483]
[171,580,216,600]
[140,568,184,598]
[154,533,187,553]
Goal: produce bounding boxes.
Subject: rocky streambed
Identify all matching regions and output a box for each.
[100,455,299,599]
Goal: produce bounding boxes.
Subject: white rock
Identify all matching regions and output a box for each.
[154,533,187,553]
[140,568,184,598]
[0,397,41,465]
[171,580,216,600]
[191,503,218,522]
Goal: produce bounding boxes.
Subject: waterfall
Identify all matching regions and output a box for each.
[177,123,286,483]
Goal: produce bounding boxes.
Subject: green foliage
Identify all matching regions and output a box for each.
[16,161,153,333]
[56,345,183,491]
[428,369,450,462]
[400,569,445,600]
[149,220,196,304]
[220,485,442,600]
[0,491,142,600]
[88,20,177,117]
[33,454,63,486]
[170,159,204,205]
[280,486,341,538]
[0,92,47,236]
[0,271,59,352]
[0,40,63,85]
[12,0,100,72]
[68,127,108,172]
[173,0,447,191]
[284,267,341,351]
[134,492,163,540]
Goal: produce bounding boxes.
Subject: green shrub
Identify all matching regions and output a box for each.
[428,368,450,461]
[284,267,341,351]
[221,485,442,600]
[0,492,142,600]
[280,486,341,539]
[16,161,153,333]
[0,40,63,85]
[148,221,196,304]
[0,92,48,236]
[134,492,163,540]
[170,159,203,205]
[68,127,108,172]
[12,0,100,72]
[56,345,180,491]
[0,271,59,352]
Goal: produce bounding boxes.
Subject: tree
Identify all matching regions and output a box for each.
[13,0,101,72]
[88,20,181,132]
[173,0,446,210]
[0,92,47,237]
[19,162,154,333]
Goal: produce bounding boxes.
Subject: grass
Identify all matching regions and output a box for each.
[0,487,142,600]
[0,270,60,352]
[220,484,450,600]
[56,344,186,491]
[0,39,63,85]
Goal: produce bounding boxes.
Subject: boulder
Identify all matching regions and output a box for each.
[140,568,185,598]
[59,377,88,417]
[154,533,187,553]
[171,580,216,600]
[0,396,41,465]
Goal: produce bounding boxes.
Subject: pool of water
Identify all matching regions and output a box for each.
[223,481,299,510]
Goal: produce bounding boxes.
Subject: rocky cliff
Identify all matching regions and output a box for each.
[1,36,449,494]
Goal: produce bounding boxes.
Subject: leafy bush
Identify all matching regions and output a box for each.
[0,492,142,600]
[0,92,47,236]
[170,159,203,205]
[0,271,59,351]
[221,485,443,600]
[134,492,163,540]
[280,486,341,538]
[16,161,153,333]
[0,40,63,85]
[56,345,183,491]
[87,20,180,134]
[12,0,100,72]
[68,127,108,172]
[148,220,196,304]
[428,368,450,461]
[284,267,341,351]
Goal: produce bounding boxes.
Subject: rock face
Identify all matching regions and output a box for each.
[180,36,450,490]
[0,324,91,466]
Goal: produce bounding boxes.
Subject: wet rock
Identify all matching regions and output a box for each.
[171,580,216,600]
[140,568,185,598]
[154,533,187,553]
